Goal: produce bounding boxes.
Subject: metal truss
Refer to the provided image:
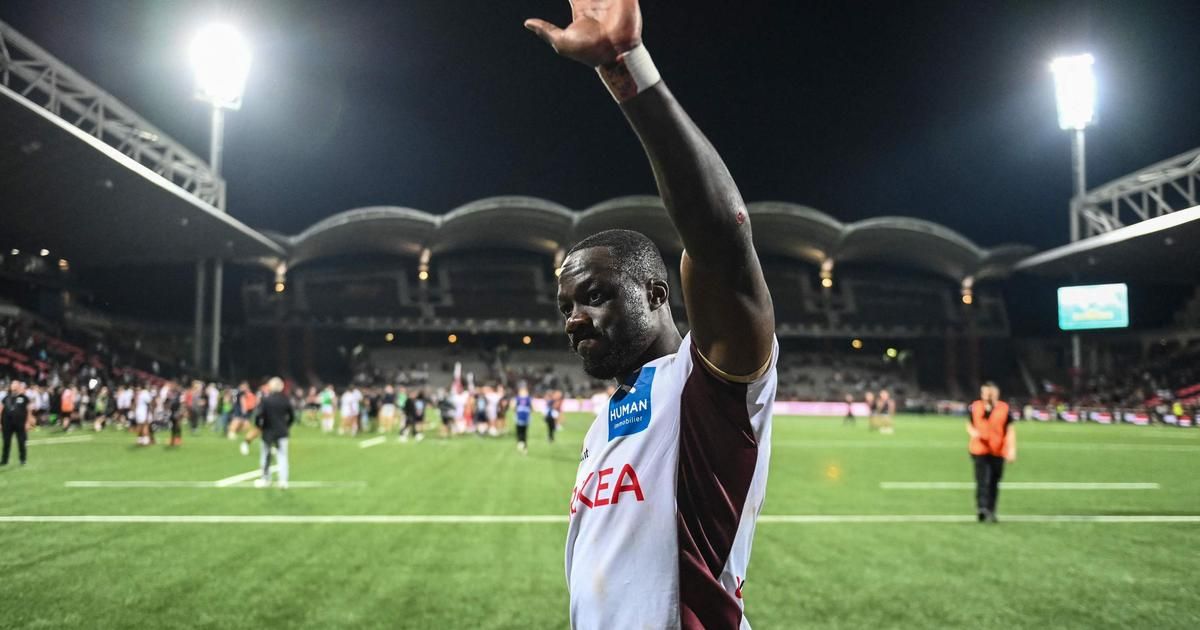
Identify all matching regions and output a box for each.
[0,20,222,206]
[1076,147,1200,240]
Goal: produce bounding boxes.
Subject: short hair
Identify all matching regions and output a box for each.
[565,229,669,285]
[267,377,285,393]
[982,381,999,390]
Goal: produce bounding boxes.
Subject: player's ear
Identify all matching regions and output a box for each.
[646,279,669,311]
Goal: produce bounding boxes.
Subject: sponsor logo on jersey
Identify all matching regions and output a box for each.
[569,463,645,515]
[607,367,655,440]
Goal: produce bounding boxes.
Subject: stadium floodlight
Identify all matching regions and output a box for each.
[190,23,251,376]
[1050,54,1095,131]
[1051,54,1096,374]
[190,23,251,110]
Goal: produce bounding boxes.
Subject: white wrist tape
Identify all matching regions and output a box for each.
[597,44,661,103]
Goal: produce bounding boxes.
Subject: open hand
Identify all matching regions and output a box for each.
[524,0,642,67]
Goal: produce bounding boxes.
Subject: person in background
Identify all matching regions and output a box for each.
[544,389,562,444]
[254,377,294,489]
[165,382,184,447]
[114,385,133,430]
[319,384,336,433]
[233,382,260,455]
[400,389,426,443]
[91,386,111,432]
[876,389,896,434]
[380,384,398,434]
[843,393,856,426]
[436,389,457,439]
[864,390,877,431]
[495,384,510,433]
[186,381,206,434]
[514,384,533,454]
[967,381,1016,523]
[59,383,77,432]
[339,386,361,436]
[134,385,154,446]
[206,382,220,427]
[1,380,34,467]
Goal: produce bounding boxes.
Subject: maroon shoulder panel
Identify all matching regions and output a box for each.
[677,343,760,629]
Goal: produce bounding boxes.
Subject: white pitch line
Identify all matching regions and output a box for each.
[0,515,566,524]
[0,514,1198,525]
[66,481,219,488]
[63,480,367,489]
[214,469,267,487]
[774,440,1200,452]
[757,514,1200,524]
[880,482,1160,490]
[27,435,94,445]
[358,436,388,449]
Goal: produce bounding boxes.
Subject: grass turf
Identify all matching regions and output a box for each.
[1,415,1197,629]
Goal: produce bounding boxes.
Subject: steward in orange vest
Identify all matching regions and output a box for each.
[967,382,1016,523]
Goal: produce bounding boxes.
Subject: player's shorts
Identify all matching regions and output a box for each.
[320,404,334,415]
[134,410,149,425]
[441,414,454,426]
[381,404,396,418]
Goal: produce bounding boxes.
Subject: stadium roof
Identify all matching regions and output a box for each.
[0,84,285,267]
[275,196,1032,281]
[1014,204,1200,282]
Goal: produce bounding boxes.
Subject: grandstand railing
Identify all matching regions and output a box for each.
[0,20,222,207]
[1078,146,1200,238]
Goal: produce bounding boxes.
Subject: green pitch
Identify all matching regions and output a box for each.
[1,415,1197,629]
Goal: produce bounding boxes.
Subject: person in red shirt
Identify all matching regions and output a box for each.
[967,381,1017,523]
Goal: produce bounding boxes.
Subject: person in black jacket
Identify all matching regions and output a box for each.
[1,380,34,466]
[254,377,295,489]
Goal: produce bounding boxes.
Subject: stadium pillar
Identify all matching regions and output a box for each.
[1069,128,1086,373]
[208,106,226,376]
[193,260,206,370]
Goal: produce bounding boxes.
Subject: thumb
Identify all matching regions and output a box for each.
[524,18,564,50]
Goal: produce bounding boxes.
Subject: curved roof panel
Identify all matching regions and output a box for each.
[272,197,1029,281]
[836,217,983,279]
[573,196,683,253]
[289,206,437,268]
[433,196,574,255]
[748,201,844,264]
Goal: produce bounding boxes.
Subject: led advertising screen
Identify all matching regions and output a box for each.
[1057,283,1130,330]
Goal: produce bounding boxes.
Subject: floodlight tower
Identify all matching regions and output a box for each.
[1051,54,1096,242]
[191,23,251,375]
[1051,53,1096,373]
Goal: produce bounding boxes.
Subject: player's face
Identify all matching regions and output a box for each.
[558,247,654,380]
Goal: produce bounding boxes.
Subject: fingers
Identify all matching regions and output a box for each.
[524,18,564,50]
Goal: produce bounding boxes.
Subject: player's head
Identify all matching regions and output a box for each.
[267,377,284,393]
[981,381,999,402]
[879,389,889,401]
[558,229,673,380]
[9,380,23,394]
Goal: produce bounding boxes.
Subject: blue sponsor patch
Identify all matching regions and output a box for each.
[608,367,655,441]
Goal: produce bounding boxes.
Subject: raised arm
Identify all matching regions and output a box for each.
[526,0,774,378]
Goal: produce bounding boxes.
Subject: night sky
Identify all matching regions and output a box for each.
[5,0,1200,251]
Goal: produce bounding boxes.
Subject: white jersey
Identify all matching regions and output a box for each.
[134,389,153,423]
[340,390,361,416]
[566,333,777,630]
[116,388,133,410]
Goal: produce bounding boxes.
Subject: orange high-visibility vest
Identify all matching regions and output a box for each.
[969,400,1010,456]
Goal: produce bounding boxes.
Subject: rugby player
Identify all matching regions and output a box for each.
[526,1,778,627]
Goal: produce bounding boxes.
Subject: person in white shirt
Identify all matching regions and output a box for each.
[339,387,361,436]
[527,2,778,627]
[134,387,154,446]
